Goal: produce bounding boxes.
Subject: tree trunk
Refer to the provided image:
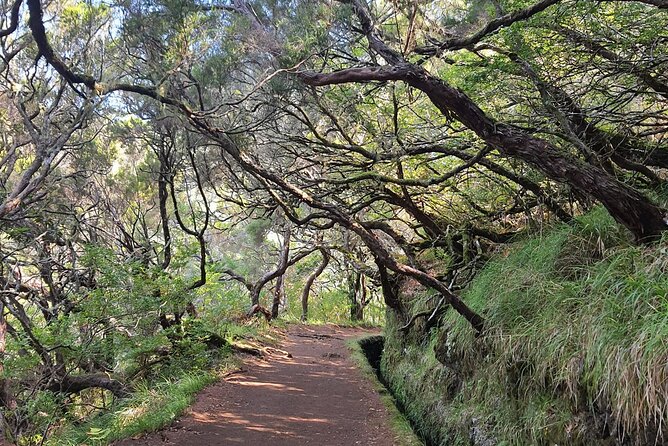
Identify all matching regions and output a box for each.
[406,68,668,241]
[348,272,367,321]
[271,274,284,319]
[299,36,667,242]
[157,146,172,270]
[348,272,359,321]
[0,302,15,439]
[250,227,291,309]
[300,249,330,322]
[45,373,130,399]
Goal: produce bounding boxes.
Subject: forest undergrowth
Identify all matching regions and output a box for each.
[20,316,276,446]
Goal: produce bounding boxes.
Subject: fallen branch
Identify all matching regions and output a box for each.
[400,297,446,332]
[247,304,272,321]
[44,374,130,399]
[230,342,264,357]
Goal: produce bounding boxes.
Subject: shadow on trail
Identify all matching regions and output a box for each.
[116,325,397,446]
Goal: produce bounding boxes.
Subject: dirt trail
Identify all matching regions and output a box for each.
[116,325,397,445]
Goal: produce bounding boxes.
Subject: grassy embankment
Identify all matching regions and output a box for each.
[383,207,668,445]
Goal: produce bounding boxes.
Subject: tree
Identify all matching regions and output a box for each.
[298,0,667,241]
[3,0,668,439]
[300,248,330,321]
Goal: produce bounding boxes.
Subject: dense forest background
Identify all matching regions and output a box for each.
[0,0,667,444]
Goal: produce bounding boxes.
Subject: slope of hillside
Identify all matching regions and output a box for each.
[383,208,668,445]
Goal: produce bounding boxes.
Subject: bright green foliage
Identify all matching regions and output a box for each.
[2,243,260,445]
[47,370,223,445]
[283,287,385,326]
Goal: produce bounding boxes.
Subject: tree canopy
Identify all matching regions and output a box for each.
[0,0,667,442]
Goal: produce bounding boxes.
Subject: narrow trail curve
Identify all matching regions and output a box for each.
[116,325,398,445]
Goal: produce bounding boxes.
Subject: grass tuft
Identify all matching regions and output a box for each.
[46,360,238,446]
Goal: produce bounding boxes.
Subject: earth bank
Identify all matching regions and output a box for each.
[380,208,668,445]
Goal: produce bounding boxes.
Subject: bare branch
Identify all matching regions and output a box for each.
[414,0,562,56]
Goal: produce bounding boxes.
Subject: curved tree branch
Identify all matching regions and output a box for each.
[414,0,562,57]
[298,0,667,241]
[300,248,330,322]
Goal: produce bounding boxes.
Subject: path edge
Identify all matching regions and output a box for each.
[347,335,424,446]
